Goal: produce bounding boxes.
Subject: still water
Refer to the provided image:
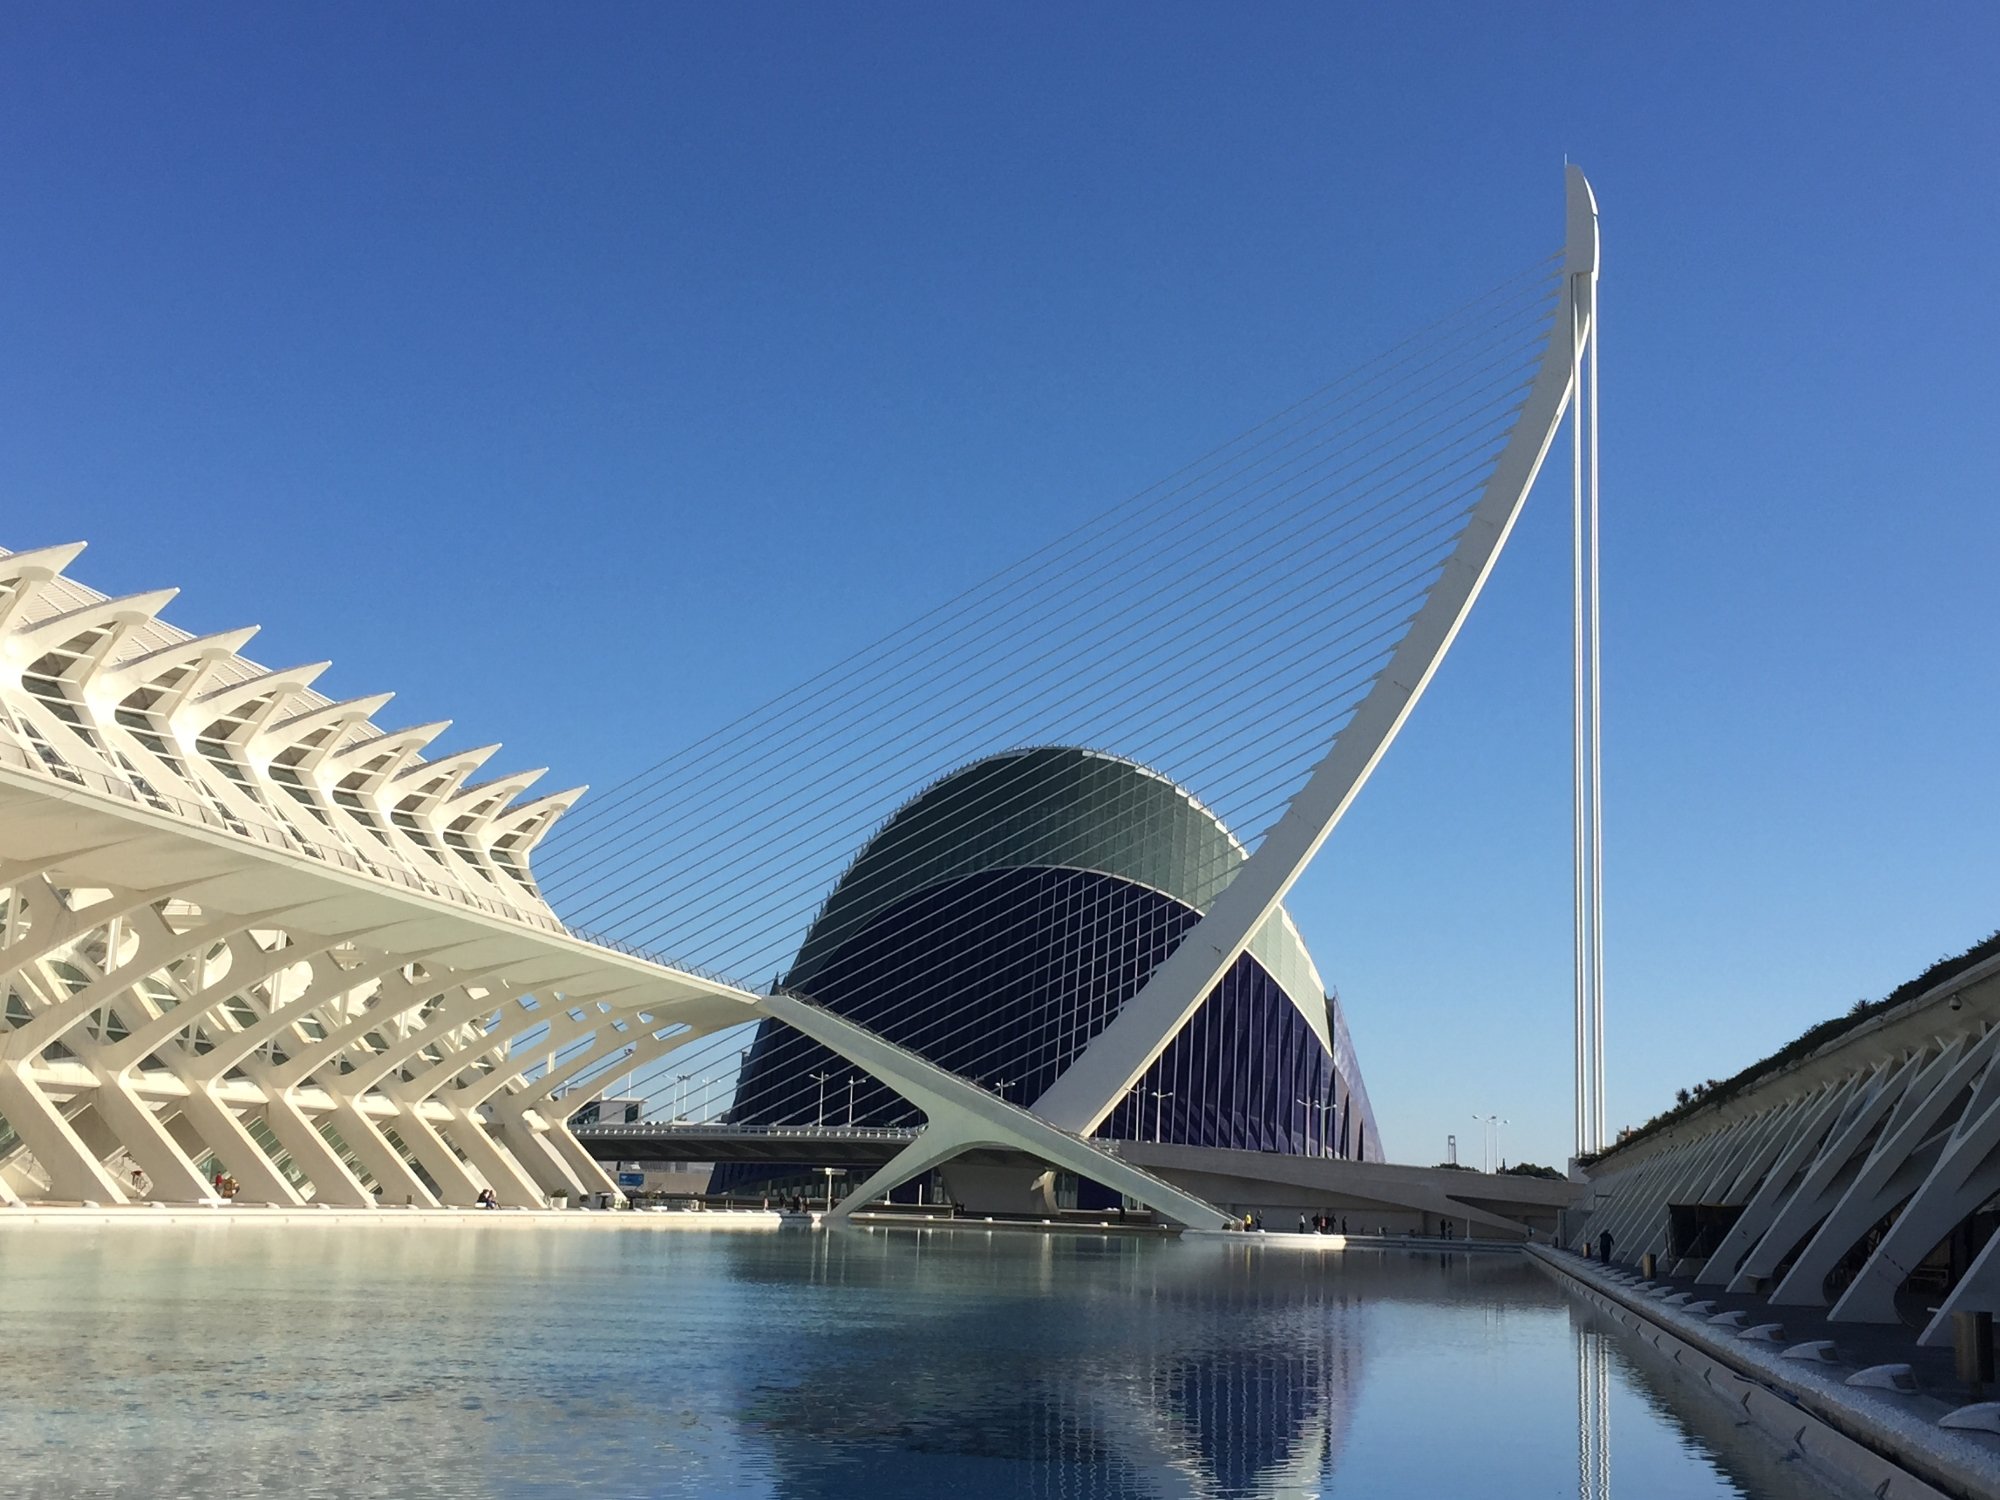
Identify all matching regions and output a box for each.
[0,1224,1856,1499]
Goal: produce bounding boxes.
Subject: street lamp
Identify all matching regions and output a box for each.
[811,1070,833,1128]
[1471,1114,1509,1173]
[846,1075,857,1125]
[1149,1088,1175,1143]
[675,1073,691,1121]
[1297,1094,1332,1158]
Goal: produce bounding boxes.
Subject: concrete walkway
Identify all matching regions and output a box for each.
[1534,1246,2000,1500]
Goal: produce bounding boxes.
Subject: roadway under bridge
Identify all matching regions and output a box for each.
[575,1121,1578,1239]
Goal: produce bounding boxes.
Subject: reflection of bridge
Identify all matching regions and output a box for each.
[2,169,1601,1229]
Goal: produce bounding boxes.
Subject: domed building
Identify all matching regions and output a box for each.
[715,746,1380,1200]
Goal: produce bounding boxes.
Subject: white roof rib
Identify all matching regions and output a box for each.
[489,786,587,855]
[257,693,396,759]
[393,743,499,809]
[0,540,577,919]
[99,627,263,694]
[190,663,332,729]
[14,589,181,660]
[326,720,451,783]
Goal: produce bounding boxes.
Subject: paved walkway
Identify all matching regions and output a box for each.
[1535,1246,2000,1500]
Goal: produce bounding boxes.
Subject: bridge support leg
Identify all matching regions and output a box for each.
[759,992,1231,1230]
[828,1124,989,1222]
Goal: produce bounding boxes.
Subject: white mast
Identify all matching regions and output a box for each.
[1569,173,1604,1155]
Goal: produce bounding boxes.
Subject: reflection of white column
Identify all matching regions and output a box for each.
[1576,1322,1590,1500]
[1598,1331,1610,1500]
[1575,1321,1612,1500]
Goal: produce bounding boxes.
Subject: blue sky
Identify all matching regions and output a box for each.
[4,5,1996,1168]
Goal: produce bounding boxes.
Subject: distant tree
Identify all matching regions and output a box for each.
[1502,1162,1564,1180]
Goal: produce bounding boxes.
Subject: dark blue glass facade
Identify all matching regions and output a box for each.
[712,747,1379,1194]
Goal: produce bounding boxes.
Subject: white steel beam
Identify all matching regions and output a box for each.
[1030,169,1601,1141]
[761,990,1233,1229]
[1771,1032,1995,1306]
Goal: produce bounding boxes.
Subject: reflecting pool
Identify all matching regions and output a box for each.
[0,1225,1859,1498]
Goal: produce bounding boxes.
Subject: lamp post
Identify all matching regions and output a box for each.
[820,1166,839,1213]
[846,1075,856,1125]
[1297,1094,1332,1158]
[1471,1114,1508,1173]
[1149,1088,1174,1144]
[675,1073,691,1121]
[811,1070,833,1128]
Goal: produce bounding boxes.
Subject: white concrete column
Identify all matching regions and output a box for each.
[0,1064,128,1202]
[1921,1222,2000,1345]
[430,1103,546,1207]
[321,1097,440,1208]
[1832,1064,2000,1325]
[86,1078,215,1202]
[255,1090,378,1207]
[491,1117,591,1200]
[1698,1076,1861,1286]
[532,1114,621,1198]
[1772,1031,1998,1306]
[1727,1057,1920,1292]
[374,1105,483,1206]
[172,1086,303,1205]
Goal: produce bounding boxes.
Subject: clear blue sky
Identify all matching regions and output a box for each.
[5,5,1996,1168]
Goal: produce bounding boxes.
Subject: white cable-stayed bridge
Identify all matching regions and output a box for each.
[0,168,1601,1237]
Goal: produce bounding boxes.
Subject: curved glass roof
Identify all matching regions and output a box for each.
[787,746,1333,1046]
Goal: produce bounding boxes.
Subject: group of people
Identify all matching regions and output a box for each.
[1299,1213,1347,1234]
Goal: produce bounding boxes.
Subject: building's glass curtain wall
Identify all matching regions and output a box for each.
[716,748,1380,1191]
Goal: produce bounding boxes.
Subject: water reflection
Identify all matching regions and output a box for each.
[0,1226,1861,1499]
[726,1233,1364,1497]
[1579,1317,1611,1500]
